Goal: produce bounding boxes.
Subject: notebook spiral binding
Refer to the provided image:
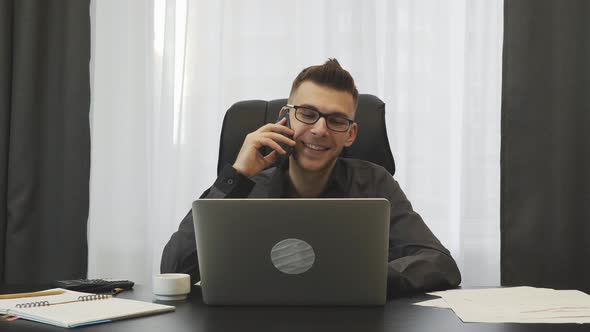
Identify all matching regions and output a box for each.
[15,301,50,308]
[15,294,112,308]
[78,294,111,301]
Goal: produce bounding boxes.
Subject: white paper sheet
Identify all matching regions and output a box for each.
[412,298,450,309]
[419,287,590,324]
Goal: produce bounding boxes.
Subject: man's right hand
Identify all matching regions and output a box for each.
[232,117,296,178]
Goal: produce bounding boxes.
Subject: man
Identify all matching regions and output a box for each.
[161,59,461,297]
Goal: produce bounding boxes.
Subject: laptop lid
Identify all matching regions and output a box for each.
[192,198,390,306]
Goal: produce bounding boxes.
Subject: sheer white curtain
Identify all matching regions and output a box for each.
[89,0,503,286]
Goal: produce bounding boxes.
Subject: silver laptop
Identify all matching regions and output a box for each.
[192,198,390,306]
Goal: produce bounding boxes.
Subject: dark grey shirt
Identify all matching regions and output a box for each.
[161,158,461,297]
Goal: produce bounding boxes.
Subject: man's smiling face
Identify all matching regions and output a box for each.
[288,81,358,174]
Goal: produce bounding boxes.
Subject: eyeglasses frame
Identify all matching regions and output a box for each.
[284,104,355,132]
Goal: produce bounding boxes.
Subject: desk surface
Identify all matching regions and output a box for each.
[1,285,589,332]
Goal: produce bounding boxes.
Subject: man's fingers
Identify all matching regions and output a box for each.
[259,137,287,155]
[257,122,295,136]
[233,120,295,177]
[263,150,277,164]
[260,132,296,146]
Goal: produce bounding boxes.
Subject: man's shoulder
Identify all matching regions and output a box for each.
[339,158,391,177]
[338,158,395,191]
[337,158,397,197]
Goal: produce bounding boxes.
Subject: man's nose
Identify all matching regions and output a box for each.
[310,117,329,136]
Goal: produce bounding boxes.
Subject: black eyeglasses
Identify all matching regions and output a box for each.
[285,104,354,132]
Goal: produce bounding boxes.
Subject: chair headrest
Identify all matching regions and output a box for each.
[217,94,395,175]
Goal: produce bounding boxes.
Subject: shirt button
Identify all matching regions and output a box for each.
[227,179,234,185]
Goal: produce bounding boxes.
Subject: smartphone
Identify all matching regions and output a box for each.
[275,108,293,165]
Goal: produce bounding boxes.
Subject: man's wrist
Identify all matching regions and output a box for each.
[213,164,255,197]
[231,163,252,178]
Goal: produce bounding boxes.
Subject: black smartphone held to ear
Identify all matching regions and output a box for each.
[274,108,293,166]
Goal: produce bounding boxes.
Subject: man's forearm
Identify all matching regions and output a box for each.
[160,164,256,283]
[160,229,201,283]
[387,248,461,297]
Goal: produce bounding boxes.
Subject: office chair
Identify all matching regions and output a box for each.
[216,94,395,176]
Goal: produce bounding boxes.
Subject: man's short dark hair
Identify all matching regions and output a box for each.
[289,58,359,110]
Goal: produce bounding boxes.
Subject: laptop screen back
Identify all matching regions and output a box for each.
[192,198,390,306]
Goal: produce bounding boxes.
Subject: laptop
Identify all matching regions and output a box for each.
[192,198,390,306]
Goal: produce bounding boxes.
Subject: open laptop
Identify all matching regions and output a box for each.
[192,198,390,306]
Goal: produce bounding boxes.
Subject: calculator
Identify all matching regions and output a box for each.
[53,279,135,293]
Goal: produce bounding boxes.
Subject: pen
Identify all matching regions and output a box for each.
[111,288,125,296]
[0,290,65,300]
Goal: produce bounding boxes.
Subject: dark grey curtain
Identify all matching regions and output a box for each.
[0,0,90,284]
[501,0,590,291]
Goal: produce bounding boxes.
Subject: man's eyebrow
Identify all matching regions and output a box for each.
[299,103,320,111]
[299,104,349,118]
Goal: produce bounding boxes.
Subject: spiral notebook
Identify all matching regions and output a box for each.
[0,288,175,328]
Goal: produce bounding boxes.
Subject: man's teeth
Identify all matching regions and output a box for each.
[305,143,328,151]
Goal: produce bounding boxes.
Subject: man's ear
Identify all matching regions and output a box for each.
[344,122,358,147]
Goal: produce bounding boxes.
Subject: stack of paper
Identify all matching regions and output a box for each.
[414,286,590,324]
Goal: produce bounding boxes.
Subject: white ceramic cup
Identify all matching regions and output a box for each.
[153,273,191,301]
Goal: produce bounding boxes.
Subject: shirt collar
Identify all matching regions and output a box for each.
[266,158,348,198]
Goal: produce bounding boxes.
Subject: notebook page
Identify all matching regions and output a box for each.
[11,297,175,328]
[0,288,86,314]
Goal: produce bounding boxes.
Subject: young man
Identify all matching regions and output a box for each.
[161,59,461,297]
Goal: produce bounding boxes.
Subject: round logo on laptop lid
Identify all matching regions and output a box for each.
[270,239,315,274]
